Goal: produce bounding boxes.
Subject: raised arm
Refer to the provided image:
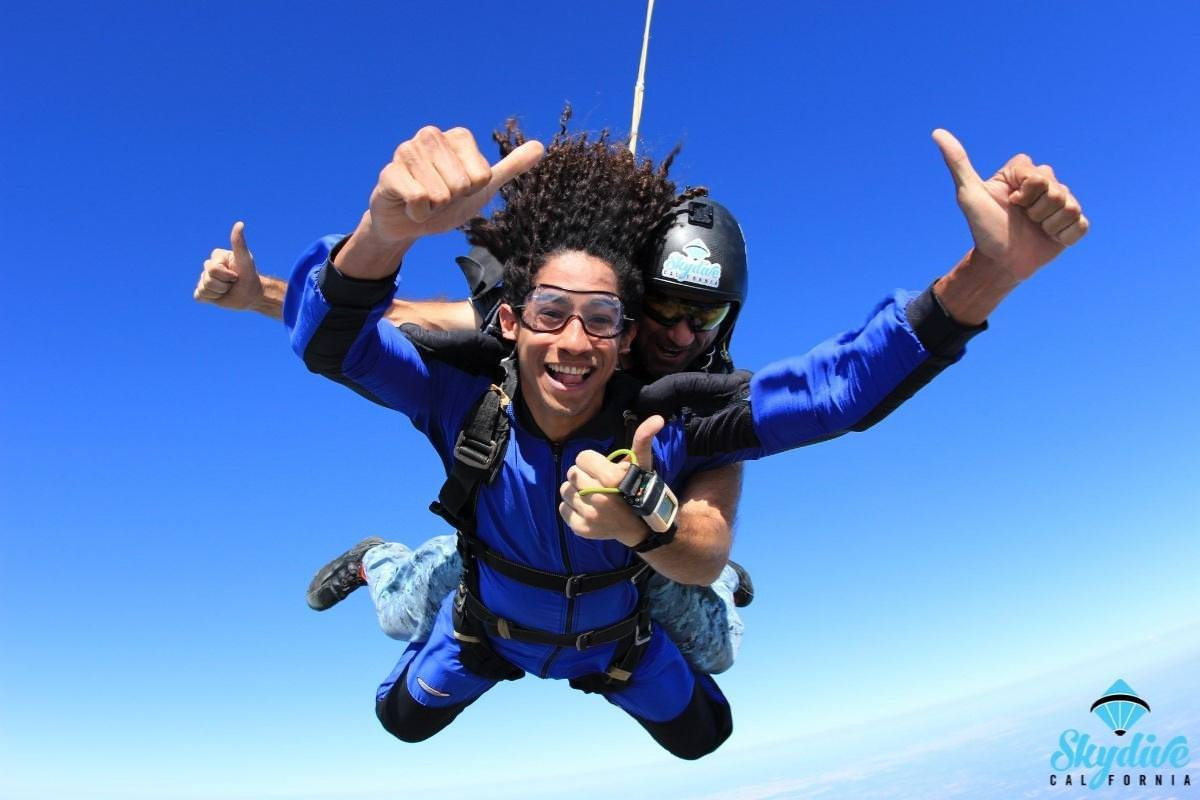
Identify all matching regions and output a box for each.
[193,221,480,330]
[332,126,543,280]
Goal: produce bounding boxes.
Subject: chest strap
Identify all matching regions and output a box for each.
[461,537,650,597]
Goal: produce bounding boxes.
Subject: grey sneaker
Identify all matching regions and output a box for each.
[729,560,754,608]
[306,537,385,611]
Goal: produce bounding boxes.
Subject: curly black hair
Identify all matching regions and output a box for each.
[463,105,706,316]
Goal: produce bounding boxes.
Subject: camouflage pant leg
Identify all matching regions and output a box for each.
[362,535,462,642]
[646,564,744,674]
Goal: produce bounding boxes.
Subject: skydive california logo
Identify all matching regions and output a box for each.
[1049,679,1192,790]
[661,238,722,287]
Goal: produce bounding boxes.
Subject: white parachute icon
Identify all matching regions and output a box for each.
[1090,679,1150,736]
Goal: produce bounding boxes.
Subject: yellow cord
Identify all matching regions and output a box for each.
[578,449,638,496]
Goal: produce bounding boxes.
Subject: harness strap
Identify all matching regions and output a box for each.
[461,537,650,597]
[568,565,656,695]
[456,585,650,651]
[429,370,516,533]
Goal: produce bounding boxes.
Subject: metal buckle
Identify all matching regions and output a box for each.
[564,573,587,599]
[574,631,594,651]
[634,619,653,647]
[453,431,497,471]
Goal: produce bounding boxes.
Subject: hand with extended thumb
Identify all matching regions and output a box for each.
[193,221,264,311]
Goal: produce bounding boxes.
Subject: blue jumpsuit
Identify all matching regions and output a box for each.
[286,236,969,757]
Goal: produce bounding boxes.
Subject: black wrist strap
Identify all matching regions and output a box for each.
[632,520,677,553]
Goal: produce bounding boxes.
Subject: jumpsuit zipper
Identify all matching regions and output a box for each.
[537,441,575,678]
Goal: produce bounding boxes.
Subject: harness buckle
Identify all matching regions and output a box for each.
[634,619,653,647]
[453,430,498,471]
[564,573,587,599]
[574,631,594,651]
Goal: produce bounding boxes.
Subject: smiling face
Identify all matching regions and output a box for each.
[499,250,636,442]
[633,308,721,377]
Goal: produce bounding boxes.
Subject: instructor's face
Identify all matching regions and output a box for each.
[634,313,720,378]
[499,251,635,442]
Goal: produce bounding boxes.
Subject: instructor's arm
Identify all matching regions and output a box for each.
[561,417,738,585]
[193,222,479,330]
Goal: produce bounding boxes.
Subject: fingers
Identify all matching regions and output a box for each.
[1009,172,1050,208]
[1024,181,1069,222]
[573,450,625,483]
[193,255,237,301]
[1054,214,1090,246]
[931,128,982,189]
[566,455,629,498]
[631,414,665,469]
[444,127,494,196]
[1009,171,1089,245]
[558,500,591,534]
[376,160,433,223]
[558,483,599,525]
[557,483,615,532]
[379,126,504,225]
[368,125,543,243]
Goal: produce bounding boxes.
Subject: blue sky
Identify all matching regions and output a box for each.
[2,2,1198,798]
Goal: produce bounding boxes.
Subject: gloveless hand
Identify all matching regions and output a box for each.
[559,415,666,548]
[193,221,263,310]
[933,129,1089,286]
[366,126,544,246]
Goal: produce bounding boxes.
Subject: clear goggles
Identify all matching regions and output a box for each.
[642,293,732,332]
[515,284,632,339]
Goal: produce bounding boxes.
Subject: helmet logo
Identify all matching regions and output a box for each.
[661,238,722,288]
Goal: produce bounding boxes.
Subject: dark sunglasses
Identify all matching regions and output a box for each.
[515,284,633,339]
[642,294,732,332]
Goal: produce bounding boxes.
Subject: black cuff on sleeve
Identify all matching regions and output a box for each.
[315,235,401,309]
[905,283,988,358]
[846,285,987,434]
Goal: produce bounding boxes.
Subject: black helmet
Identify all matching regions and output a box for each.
[640,197,748,373]
[645,198,748,308]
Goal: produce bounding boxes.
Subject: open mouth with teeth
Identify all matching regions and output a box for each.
[651,343,691,365]
[545,362,595,389]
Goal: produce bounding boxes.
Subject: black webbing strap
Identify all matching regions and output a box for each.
[429,365,518,532]
[456,585,645,651]
[461,537,649,598]
[569,566,656,694]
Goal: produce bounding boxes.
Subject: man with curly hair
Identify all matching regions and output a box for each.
[289,121,746,757]
[201,112,755,677]
[285,113,1086,758]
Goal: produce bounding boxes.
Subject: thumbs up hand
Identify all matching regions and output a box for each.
[193,221,264,311]
[559,415,667,547]
[933,129,1088,288]
[367,126,544,246]
[333,125,545,280]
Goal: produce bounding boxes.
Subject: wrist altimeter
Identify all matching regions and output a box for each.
[617,464,679,553]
